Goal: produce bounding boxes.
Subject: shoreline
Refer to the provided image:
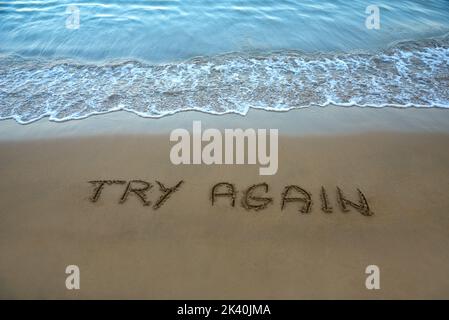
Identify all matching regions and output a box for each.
[3,106,449,141]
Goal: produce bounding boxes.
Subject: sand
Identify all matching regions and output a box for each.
[1,107,449,299]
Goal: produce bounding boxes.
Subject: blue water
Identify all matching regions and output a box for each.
[1,0,449,62]
[1,0,449,123]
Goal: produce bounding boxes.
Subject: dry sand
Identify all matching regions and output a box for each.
[1,107,449,299]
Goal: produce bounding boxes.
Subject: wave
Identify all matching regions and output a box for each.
[1,35,449,124]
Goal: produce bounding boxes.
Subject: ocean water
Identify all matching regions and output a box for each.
[0,0,449,123]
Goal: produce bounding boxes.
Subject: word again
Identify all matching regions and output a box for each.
[211,183,373,216]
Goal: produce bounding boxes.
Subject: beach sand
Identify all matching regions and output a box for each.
[1,107,449,299]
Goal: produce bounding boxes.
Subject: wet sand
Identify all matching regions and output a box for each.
[1,107,449,299]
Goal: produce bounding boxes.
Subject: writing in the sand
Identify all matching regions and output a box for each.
[211,182,373,216]
[88,180,373,216]
[88,180,184,210]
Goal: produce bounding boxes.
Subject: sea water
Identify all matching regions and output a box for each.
[0,0,448,123]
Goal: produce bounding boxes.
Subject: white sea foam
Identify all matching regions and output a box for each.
[0,36,448,124]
